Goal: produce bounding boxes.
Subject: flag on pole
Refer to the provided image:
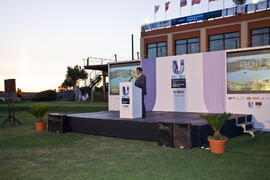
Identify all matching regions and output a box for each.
[165,1,171,11]
[192,0,201,5]
[154,5,160,14]
[180,0,187,7]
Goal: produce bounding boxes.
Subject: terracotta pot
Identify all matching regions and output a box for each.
[35,122,46,132]
[208,138,227,154]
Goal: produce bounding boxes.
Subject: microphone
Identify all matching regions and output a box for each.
[128,77,133,82]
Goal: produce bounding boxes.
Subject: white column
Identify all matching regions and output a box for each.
[168,33,173,56]
[140,37,144,59]
[241,21,248,48]
[200,28,206,52]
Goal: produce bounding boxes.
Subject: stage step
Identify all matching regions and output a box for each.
[236,116,262,138]
[244,128,263,138]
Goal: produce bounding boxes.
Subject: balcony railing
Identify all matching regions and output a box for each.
[143,0,270,32]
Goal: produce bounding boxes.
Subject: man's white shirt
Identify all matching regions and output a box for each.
[137,73,142,80]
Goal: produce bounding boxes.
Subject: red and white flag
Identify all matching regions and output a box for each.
[180,0,187,7]
[192,0,201,5]
[154,5,160,14]
[165,1,171,11]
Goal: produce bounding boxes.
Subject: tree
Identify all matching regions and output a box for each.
[233,0,246,5]
[61,78,74,89]
[61,65,88,89]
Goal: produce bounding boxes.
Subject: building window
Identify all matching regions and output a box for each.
[209,32,239,52]
[251,27,270,47]
[147,42,166,58]
[175,38,199,55]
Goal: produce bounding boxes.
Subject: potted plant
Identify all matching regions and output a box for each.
[200,113,232,154]
[30,104,48,132]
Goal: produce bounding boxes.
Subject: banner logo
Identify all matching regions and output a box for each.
[172,59,184,75]
[122,86,130,96]
[171,59,186,98]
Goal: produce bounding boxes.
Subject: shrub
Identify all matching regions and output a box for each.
[29,104,48,122]
[56,90,75,101]
[31,90,56,102]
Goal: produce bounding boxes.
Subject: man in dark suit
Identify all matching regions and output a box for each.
[135,67,147,117]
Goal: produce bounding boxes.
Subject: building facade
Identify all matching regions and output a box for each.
[140,9,270,59]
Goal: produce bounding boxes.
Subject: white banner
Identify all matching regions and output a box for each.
[236,5,246,14]
[247,4,256,12]
[144,20,171,31]
[258,1,267,10]
[153,54,208,112]
[227,94,270,130]
[223,7,235,16]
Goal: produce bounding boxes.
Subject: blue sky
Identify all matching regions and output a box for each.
[0,0,250,91]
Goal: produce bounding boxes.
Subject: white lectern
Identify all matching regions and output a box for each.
[119,82,142,119]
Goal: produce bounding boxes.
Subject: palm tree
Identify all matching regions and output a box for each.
[200,113,232,139]
[30,104,48,122]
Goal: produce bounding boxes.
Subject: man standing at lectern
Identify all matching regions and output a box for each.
[135,67,147,117]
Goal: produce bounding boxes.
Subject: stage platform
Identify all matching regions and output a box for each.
[63,111,250,147]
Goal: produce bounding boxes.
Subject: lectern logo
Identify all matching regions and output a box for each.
[172,59,184,75]
[122,86,130,96]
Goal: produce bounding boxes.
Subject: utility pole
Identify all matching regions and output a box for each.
[114,54,117,62]
[131,34,134,60]
[87,57,89,66]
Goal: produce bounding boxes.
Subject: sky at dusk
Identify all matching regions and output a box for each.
[0,0,249,92]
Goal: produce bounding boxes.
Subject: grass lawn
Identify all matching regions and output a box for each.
[0,101,270,180]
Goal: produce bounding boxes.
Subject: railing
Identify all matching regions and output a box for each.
[82,70,101,87]
[84,57,116,67]
[83,57,113,87]
[90,74,102,89]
